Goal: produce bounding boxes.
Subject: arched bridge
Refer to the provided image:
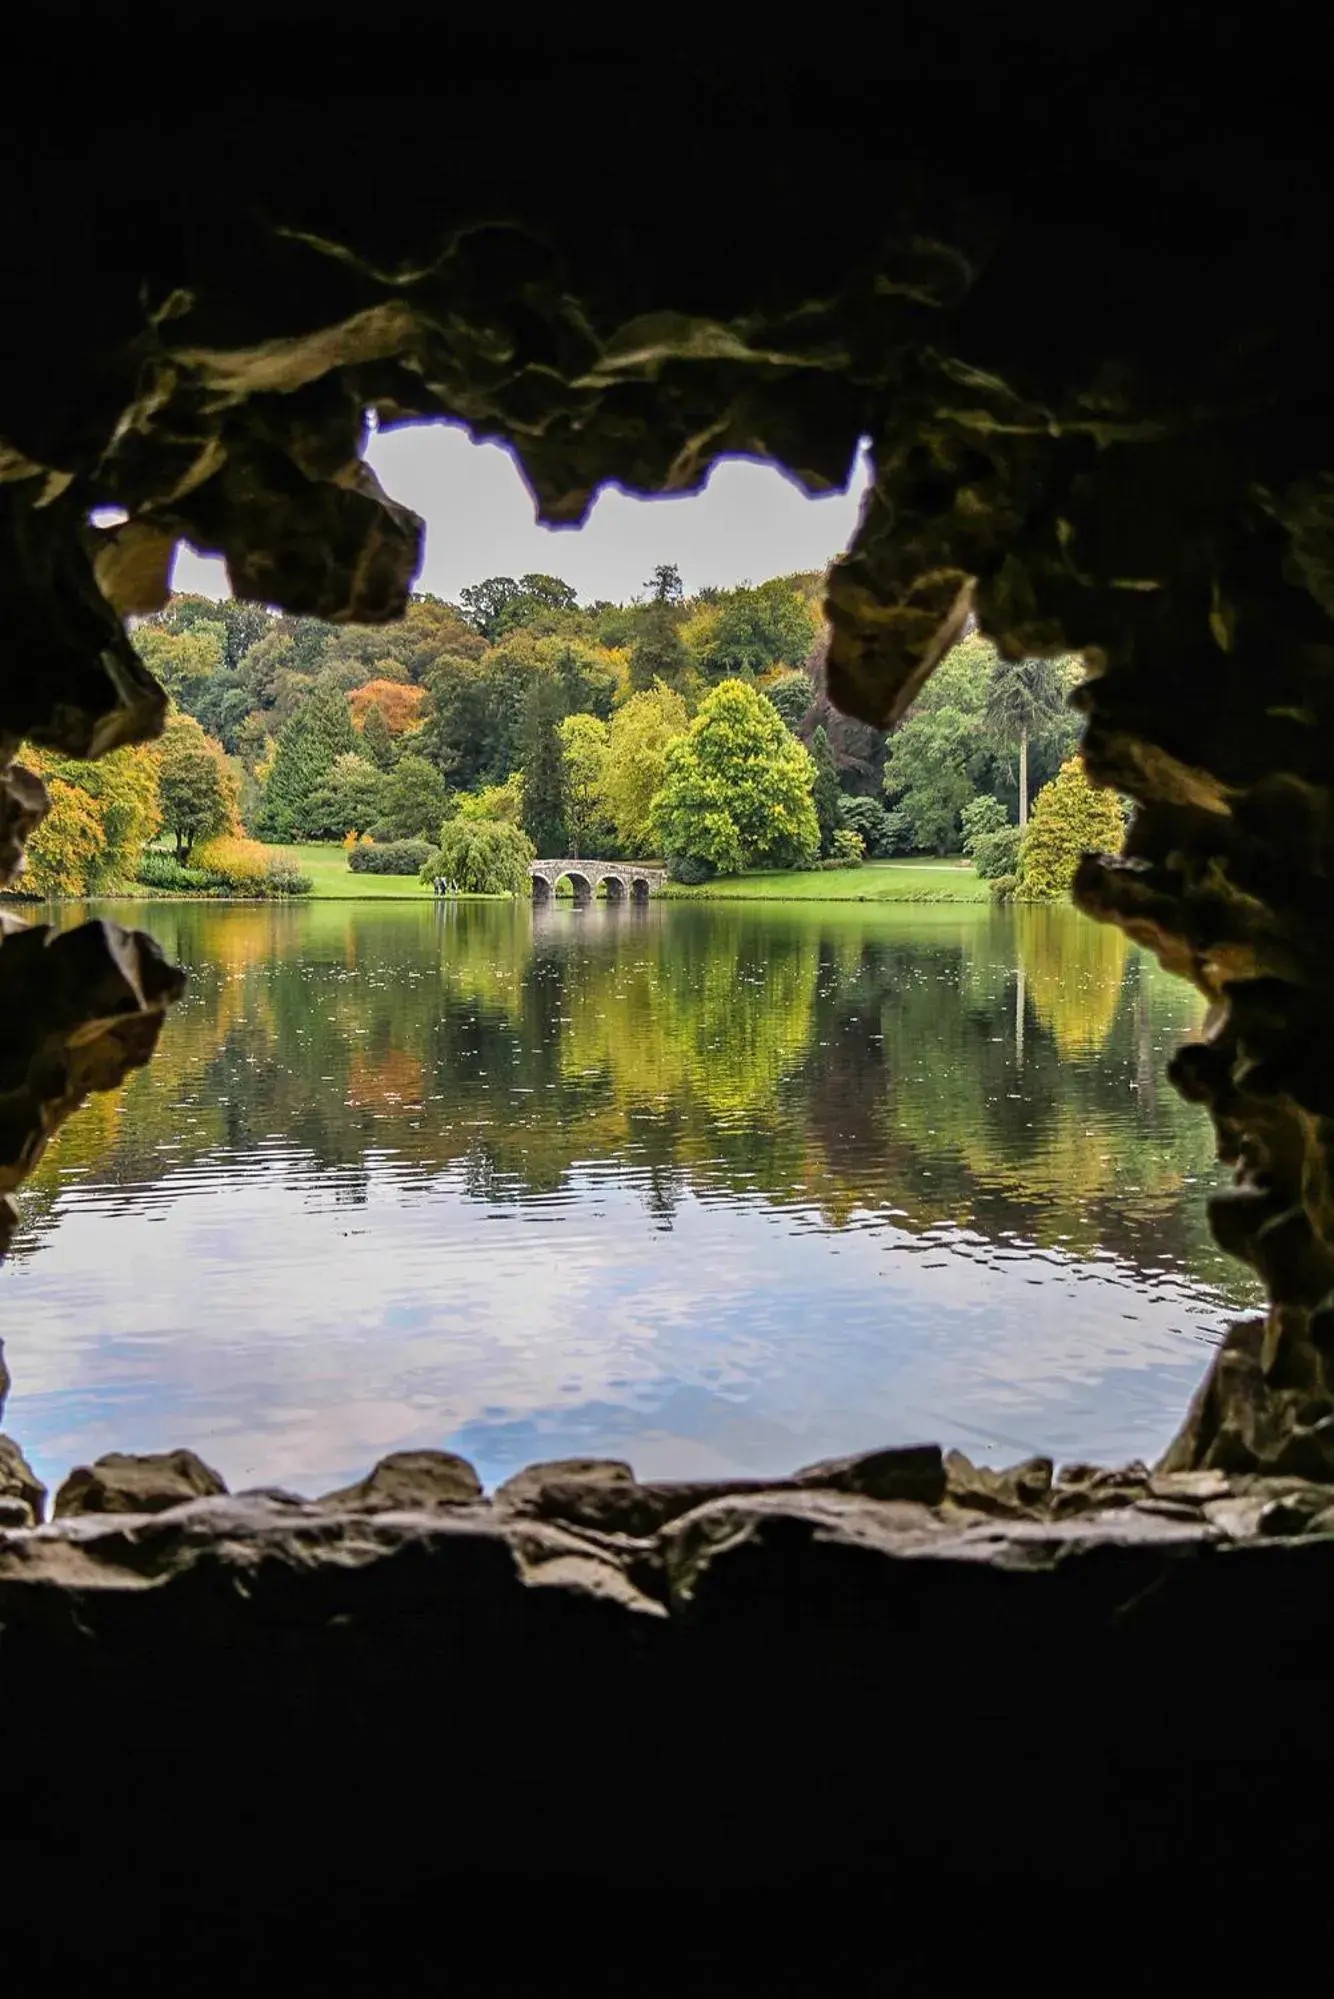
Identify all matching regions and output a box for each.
[529,860,667,903]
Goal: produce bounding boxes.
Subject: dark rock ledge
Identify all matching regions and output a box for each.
[6,1437,1334,1612]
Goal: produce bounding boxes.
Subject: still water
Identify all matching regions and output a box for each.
[2,898,1258,1497]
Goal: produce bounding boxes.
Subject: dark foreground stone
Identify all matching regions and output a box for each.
[3,1453,1334,1989]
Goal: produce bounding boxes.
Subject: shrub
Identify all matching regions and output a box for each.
[960,794,1009,854]
[137,851,212,893]
[265,863,314,896]
[831,828,865,866]
[969,824,1023,879]
[838,794,893,857]
[666,853,715,885]
[192,835,273,892]
[191,835,313,897]
[348,838,433,875]
[989,873,1019,902]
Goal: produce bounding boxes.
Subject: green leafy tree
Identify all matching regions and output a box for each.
[306,753,389,839]
[420,638,536,788]
[558,713,613,858]
[698,579,816,681]
[809,724,842,857]
[985,656,1067,825]
[520,672,568,855]
[133,625,224,712]
[764,669,815,732]
[157,714,240,861]
[1018,756,1127,899]
[651,679,820,878]
[360,702,396,771]
[603,683,688,856]
[960,795,1009,852]
[459,573,578,640]
[456,773,525,825]
[542,637,619,720]
[382,753,451,840]
[425,818,536,895]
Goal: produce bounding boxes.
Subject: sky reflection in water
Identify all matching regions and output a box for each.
[2,897,1259,1495]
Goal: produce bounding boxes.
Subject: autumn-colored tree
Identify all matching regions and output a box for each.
[1018,756,1127,900]
[349,678,429,735]
[20,760,105,895]
[20,743,162,893]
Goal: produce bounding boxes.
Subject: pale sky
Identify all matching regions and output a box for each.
[169,419,873,607]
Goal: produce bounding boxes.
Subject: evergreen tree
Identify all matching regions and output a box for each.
[520,673,568,856]
[259,683,354,839]
[360,702,396,770]
[810,725,842,857]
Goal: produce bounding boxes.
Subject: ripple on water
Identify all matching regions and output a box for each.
[2,896,1259,1497]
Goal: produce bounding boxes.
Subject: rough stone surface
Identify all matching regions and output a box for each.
[53,1448,227,1519]
[794,1442,947,1504]
[317,1448,483,1512]
[0,1434,44,1526]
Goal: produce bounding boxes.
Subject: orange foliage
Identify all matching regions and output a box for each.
[349,680,428,734]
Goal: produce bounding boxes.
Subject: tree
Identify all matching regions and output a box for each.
[651,679,820,878]
[21,757,107,895]
[306,753,389,839]
[382,753,450,840]
[257,682,354,839]
[960,795,1009,852]
[628,607,691,693]
[646,563,684,604]
[809,724,842,857]
[697,579,817,681]
[520,672,568,855]
[419,638,536,789]
[603,683,688,856]
[558,713,612,858]
[359,702,396,771]
[349,678,428,737]
[764,669,815,732]
[425,818,536,895]
[133,625,224,713]
[459,573,577,640]
[985,656,1067,826]
[1018,756,1127,899]
[456,773,524,824]
[157,714,240,861]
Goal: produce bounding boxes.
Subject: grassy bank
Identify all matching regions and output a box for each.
[661,858,989,904]
[273,843,435,900]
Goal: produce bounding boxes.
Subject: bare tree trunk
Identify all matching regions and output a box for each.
[1019,727,1029,828]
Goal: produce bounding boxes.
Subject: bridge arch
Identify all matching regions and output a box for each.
[528,859,668,904]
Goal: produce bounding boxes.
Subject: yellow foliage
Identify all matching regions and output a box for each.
[192,834,277,890]
[343,828,359,851]
[21,770,105,896]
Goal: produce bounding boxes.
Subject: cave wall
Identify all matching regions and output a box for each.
[1,21,1333,1469]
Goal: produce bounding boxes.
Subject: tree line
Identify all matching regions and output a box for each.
[13,557,1122,898]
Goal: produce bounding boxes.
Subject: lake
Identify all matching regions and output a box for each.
[1,897,1258,1498]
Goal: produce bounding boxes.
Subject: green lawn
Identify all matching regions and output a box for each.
[277,843,436,899]
[661,858,990,904]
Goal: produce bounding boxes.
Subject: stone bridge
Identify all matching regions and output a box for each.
[529,860,667,903]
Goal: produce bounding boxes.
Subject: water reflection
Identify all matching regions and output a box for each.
[1,898,1257,1494]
